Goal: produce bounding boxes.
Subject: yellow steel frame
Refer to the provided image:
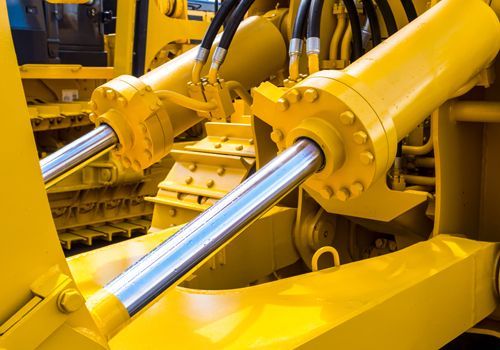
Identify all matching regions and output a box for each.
[68,228,499,349]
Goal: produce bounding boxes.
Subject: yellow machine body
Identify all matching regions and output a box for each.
[2,0,500,348]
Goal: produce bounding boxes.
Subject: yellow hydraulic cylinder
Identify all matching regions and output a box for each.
[342,0,500,141]
[254,0,500,202]
[89,16,286,171]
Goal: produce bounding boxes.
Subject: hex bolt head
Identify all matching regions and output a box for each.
[220,136,229,142]
[57,289,84,314]
[117,97,127,108]
[214,143,222,149]
[105,89,116,100]
[375,238,387,249]
[100,168,112,182]
[217,167,225,176]
[277,97,289,111]
[353,131,368,145]
[206,179,215,188]
[388,241,398,251]
[188,163,197,172]
[360,151,375,165]
[235,145,243,151]
[270,129,284,143]
[336,188,350,201]
[168,208,177,217]
[350,182,364,196]
[185,176,193,184]
[287,89,302,103]
[320,185,334,199]
[303,88,319,102]
[339,111,356,125]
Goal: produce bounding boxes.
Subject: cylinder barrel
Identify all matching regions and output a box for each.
[344,0,500,139]
[40,125,117,185]
[102,139,323,316]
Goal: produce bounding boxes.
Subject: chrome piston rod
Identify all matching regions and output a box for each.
[103,138,324,316]
[40,124,118,184]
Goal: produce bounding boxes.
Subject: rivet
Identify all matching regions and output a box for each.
[353,131,368,145]
[144,138,152,148]
[140,124,148,134]
[360,151,375,165]
[185,176,193,184]
[270,129,284,143]
[320,185,334,199]
[206,179,215,188]
[188,163,197,171]
[217,167,225,176]
[339,111,355,125]
[235,145,243,151]
[157,100,163,107]
[303,88,318,102]
[168,208,176,217]
[105,89,116,100]
[117,97,127,107]
[214,143,222,149]
[221,136,229,142]
[277,97,289,111]
[336,188,350,201]
[350,182,364,195]
[287,89,301,103]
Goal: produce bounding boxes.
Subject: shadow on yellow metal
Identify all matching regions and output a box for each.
[69,228,499,349]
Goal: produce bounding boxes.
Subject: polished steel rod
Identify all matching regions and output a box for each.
[104,138,324,316]
[40,124,118,184]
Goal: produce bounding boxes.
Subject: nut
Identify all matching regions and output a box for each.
[57,288,84,314]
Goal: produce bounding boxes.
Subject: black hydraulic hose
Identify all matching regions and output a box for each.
[199,0,239,51]
[376,0,398,36]
[342,0,363,59]
[292,0,312,40]
[218,0,255,50]
[361,0,381,46]
[400,0,418,22]
[306,0,325,39]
